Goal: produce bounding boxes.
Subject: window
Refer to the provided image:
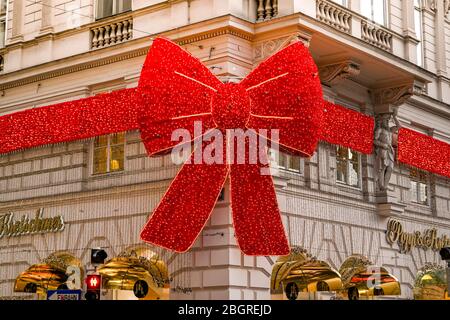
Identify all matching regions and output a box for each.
[0,0,6,48]
[360,0,386,25]
[275,151,301,172]
[410,168,428,205]
[93,133,125,174]
[336,146,360,187]
[96,0,131,19]
[414,0,424,66]
[330,0,346,6]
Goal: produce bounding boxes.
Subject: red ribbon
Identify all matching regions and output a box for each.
[0,37,448,255]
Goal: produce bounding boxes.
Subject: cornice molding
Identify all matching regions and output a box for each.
[0,25,254,91]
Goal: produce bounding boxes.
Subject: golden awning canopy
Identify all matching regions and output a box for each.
[339,255,401,299]
[97,247,170,299]
[14,252,81,294]
[271,247,343,297]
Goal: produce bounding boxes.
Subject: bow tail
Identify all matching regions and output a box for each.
[229,148,290,256]
[140,144,229,252]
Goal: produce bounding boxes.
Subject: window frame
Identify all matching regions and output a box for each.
[335,146,362,189]
[330,0,347,7]
[414,0,424,67]
[0,0,6,49]
[409,168,429,205]
[92,133,126,175]
[272,150,302,174]
[95,0,132,20]
[360,0,388,26]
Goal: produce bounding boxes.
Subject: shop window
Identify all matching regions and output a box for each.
[410,168,428,205]
[93,133,125,174]
[0,0,6,48]
[336,146,361,188]
[360,0,386,25]
[414,0,424,67]
[96,0,131,20]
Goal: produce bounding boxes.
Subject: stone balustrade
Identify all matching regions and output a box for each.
[90,17,133,49]
[361,20,393,52]
[316,0,351,33]
[256,0,278,22]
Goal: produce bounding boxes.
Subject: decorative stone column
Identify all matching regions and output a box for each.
[370,81,425,216]
[40,0,54,34]
[402,0,419,63]
[11,0,24,42]
[435,0,448,101]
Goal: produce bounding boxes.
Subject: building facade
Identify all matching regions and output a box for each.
[0,0,449,300]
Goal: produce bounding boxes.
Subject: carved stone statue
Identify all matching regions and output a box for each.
[374,109,401,191]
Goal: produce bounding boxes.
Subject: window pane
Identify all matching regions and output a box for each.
[0,20,4,49]
[349,160,360,187]
[94,147,108,174]
[330,0,346,5]
[110,145,124,171]
[0,0,6,15]
[410,180,418,202]
[336,159,347,183]
[373,0,385,24]
[94,135,108,147]
[414,9,423,66]
[110,132,125,145]
[97,0,113,19]
[289,156,301,171]
[120,0,132,13]
[419,183,427,204]
[360,1,372,19]
[278,152,287,168]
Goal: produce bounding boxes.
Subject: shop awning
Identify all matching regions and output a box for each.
[271,247,342,294]
[14,252,82,295]
[97,248,170,298]
[339,255,401,299]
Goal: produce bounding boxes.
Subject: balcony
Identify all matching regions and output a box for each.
[361,20,393,52]
[90,16,133,49]
[316,0,351,34]
[256,0,279,22]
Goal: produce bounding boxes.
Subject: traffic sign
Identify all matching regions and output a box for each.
[47,289,82,300]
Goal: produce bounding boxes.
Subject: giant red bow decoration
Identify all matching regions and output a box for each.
[0,37,449,255]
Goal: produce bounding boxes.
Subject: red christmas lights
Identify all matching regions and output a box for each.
[0,37,449,256]
[398,128,450,178]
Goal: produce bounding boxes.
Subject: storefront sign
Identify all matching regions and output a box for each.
[386,219,450,253]
[0,208,65,238]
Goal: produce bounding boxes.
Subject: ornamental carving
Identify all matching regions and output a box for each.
[254,33,311,61]
[371,82,424,107]
[318,60,360,86]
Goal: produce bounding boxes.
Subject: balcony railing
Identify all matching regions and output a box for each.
[90,17,133,49]
[256,0,278,22]
[316,0,351,34]
[361,20,393,52]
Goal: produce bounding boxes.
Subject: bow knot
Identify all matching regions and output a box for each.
[212,83,250,129]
